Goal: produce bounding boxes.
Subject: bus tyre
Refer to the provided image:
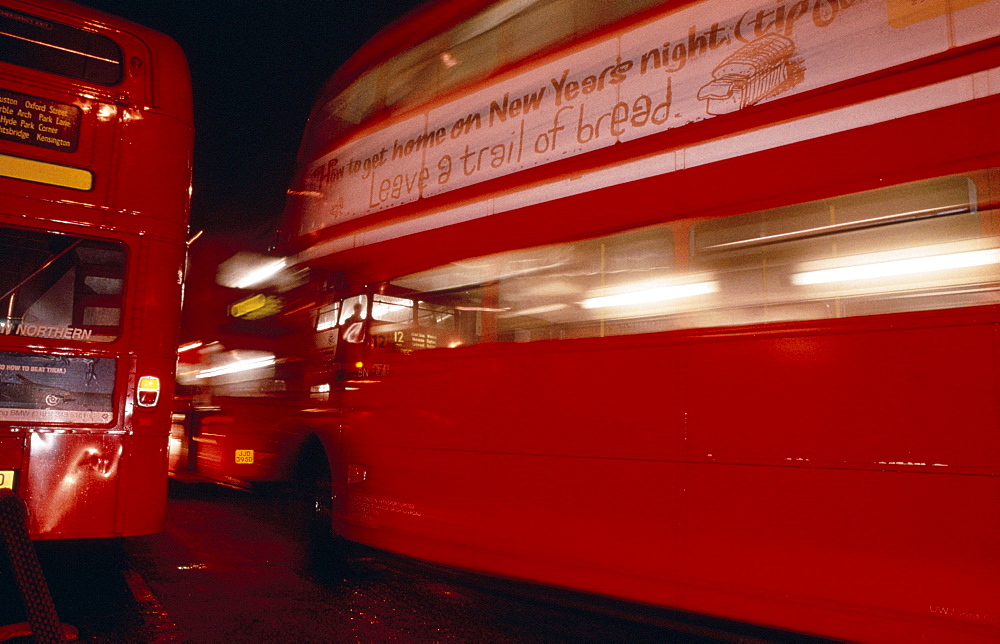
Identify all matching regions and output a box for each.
[293,444,341,580]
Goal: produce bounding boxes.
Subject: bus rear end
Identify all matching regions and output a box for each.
[0,0,192,538]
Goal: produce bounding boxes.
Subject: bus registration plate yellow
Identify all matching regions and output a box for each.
[0,470,15,491]
[235,450,254,465]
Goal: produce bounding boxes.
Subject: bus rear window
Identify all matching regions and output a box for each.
[0,226,126,342]
[0,6,124,85]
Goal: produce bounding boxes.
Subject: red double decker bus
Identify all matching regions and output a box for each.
[1,0,192,538]
[174,0,999,639]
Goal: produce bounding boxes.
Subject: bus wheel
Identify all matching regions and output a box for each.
[294,442,340,579]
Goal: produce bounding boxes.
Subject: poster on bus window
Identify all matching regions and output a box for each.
[297,0,999,237]
[0,351,115,424]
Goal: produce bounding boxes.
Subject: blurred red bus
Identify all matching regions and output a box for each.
[174,0,999,639]
[0,0,192,538]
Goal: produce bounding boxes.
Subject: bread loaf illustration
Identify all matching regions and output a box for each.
[697,34,796,115]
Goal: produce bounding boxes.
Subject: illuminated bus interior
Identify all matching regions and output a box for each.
[358,173,998,350]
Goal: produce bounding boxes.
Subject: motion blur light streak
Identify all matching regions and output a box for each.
[454,305,511,312]
[233,258,287,289]
[581,281,718,309]
[195,355,276,379]
[791,247,1000,285]
[501,304,568,317]
[177,341,204,353]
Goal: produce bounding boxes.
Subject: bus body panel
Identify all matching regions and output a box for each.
[18,432,166,539]
[331,307,999,641]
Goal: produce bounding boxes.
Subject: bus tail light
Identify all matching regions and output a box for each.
[137,376,161,407]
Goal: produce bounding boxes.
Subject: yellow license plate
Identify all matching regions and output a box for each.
[0,470,15,491]
[235,450,254,465]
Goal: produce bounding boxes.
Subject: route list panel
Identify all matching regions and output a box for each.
[0,88,81,152]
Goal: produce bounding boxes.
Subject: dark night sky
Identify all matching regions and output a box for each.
[73,0,427,234]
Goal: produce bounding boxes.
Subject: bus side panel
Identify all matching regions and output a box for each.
[340,338,686,594]
[470,340,685,580]
[683,317,1000,469]
[337,312,999,640]
[679,464,1000,641]
[134,237,187,358]
[113,110,192,235]
[116,432,168,536]
[679,315,1000,638]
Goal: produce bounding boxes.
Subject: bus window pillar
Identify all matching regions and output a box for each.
[481,281,499,343]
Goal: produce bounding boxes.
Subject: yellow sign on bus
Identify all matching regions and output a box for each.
[0,470,15,491]
[235,450,254,465]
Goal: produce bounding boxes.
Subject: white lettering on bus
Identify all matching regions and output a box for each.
[10,324,92,340]
[298,0,965,234]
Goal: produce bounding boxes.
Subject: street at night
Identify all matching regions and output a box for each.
[2,0,999,641]
[4,482,807,643]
